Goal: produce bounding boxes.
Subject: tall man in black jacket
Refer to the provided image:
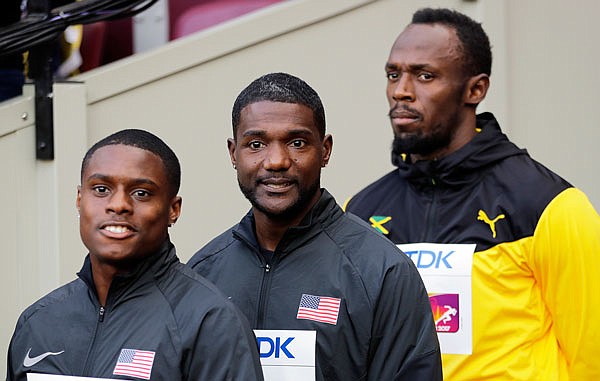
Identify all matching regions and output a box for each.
[188,72,441,380]
[7,129,264,381]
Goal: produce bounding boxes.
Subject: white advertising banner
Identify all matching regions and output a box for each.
[254,329,316,381]
[27,375,123,381]
[397,243,475,355]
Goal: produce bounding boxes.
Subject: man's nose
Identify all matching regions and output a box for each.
[392,74,415,102]
[263,143,292,171]
[106,189,132,214]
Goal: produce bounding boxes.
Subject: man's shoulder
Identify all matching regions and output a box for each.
[333,211,414,268]
[187,226,238,268]
[344,169,401,213]
[161,261,242,316]
[324,212,425,303]
[495,151,569,185]
[18,279,87,324]
[490,152,571,208]
[351,169,401,199]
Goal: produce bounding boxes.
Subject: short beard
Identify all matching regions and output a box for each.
[238,178,321,222]
[391,128,452,159]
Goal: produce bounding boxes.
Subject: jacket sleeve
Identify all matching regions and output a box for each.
[367,258,443,381]
[6,334,18,381]
[6,313,28,381]
[530,188,600,379]
[185,301,264,381]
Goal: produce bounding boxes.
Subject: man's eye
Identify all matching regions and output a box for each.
[418,72,434,80]
[133,190,149,198]
[386,72,399,80]
[249,141,264,149]
[290,140,306,148]
[93,186,109,194]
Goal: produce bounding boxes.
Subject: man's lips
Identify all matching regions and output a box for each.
[99,222,136,237]
[389,105,422,122]
[390,110,420,121]
[259,178,295,192]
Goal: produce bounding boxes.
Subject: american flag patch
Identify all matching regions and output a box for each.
[296,294,341,325]
[113,349,155,380]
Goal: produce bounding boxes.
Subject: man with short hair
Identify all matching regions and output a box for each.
[6,129,264,381]
[188,72,442,380]
[344,8,600,380]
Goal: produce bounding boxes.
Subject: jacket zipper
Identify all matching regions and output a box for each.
[422,178,438,241]
[256,262,273,329]
[232,230,276,329]
[82,305,106,375]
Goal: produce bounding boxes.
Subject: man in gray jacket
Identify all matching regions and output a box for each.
[188,72,441,380]
[7,129,264,381]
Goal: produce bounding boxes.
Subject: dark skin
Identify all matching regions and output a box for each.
[386,23,489,161]
[228,101,333,251]
[76,145,181,305]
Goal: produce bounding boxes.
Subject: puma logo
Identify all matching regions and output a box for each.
[477,210,505,238]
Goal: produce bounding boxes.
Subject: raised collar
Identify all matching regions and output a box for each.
[77,239,178,305]
[233,189,342,256]
[393,113,527,188]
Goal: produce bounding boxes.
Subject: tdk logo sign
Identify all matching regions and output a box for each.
[257,336,295,358]
[404,250,454,268]
[253,329,316,378]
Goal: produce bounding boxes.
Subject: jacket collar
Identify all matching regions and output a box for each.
[233,189,342,256]
[393,113,527,188]
[77,239,178,305]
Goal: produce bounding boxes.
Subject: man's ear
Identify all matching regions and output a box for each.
[169,196,182,225]
[321,134,333,167]
[464,74,490,106]
[227,138,237,169]
[76,185,82,210]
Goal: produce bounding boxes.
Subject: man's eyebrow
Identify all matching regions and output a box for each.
[241,128,314,138]
[287,128,314,136]
[385,62,397,70]
[386,62,431,71]
[241,130,266,138]
[85,173,159,188]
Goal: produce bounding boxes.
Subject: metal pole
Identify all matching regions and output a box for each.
[26,0,55,160]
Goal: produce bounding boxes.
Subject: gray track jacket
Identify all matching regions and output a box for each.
[188,190,442,380]
[6,240,264,381]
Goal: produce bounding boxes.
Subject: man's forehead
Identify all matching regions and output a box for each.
[390,23,461,60]
[88,144,152,161]
[84,145,162,176]
[238,102,315,129]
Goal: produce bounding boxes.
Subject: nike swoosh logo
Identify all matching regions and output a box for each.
[23,348,65,367]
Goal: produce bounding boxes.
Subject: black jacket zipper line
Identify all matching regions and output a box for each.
[422,178,438,242]
[256,259,274,330]
[82,305,106,376]
[233,230,277,329]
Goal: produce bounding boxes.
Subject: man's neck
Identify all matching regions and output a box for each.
[253,215,289,252]
[411,114,478,162]
[90,257,120,306]
[252,190,322,251]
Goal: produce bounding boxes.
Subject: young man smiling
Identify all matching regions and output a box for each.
[6,129,263,381]
[188,72,441,380]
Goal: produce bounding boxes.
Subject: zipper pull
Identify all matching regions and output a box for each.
[98,306,105,322]
[264,263,271,273]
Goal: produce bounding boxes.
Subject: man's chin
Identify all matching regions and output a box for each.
[252,200,297,219]
[243,182,321,221]
[392,135,449,157]
[392,135,420,155]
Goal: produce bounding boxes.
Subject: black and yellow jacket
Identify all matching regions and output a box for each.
[344,113,600,380]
